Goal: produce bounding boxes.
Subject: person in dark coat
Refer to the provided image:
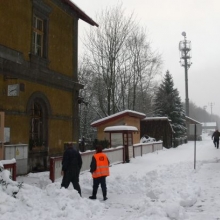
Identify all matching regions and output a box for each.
[89,145,110,201]
[212,129,220,149]
[61,143,82,196]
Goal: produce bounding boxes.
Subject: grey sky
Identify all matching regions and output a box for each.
[73,0,220,116]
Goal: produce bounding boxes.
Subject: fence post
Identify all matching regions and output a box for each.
[3,162,17,181]
[123,146,126,163]
[12,163,16,181]
[49,158,55,183]
[133,145,135,158]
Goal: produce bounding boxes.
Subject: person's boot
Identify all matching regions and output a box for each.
[75,183,82,197]
[102,189,108,201]
[78,187,82,197]
[89,188,97,200]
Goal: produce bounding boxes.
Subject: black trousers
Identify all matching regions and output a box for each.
[93,176,107,192]
[61,170,81,195]
[214,138,219,149]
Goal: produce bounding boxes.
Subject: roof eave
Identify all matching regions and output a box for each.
[91,112,146,127]
[62,0,99,27]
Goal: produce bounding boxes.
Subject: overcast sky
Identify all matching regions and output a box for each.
[73,0,220,117]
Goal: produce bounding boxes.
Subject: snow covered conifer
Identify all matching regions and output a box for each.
[153,70,186,137]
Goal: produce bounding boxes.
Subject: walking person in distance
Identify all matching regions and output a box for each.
[212,129,220,149]
[89,145,110,201]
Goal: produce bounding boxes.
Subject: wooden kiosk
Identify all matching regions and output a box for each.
[104,125,138,163]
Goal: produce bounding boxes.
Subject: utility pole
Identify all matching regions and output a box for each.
[179,32,192,117]
[208,102,215,115]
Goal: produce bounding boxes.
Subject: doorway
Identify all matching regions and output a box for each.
[27,92,51,171]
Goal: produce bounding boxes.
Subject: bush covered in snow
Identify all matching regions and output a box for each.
[0,161,23,198]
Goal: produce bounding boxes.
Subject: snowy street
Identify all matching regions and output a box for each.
[1,133,220,220]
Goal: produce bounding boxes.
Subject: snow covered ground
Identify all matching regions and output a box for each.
[1,133,220,220]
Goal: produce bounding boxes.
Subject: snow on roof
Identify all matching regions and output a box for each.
[142,117,170,121]
[1,158,16,165]
[185,116,202,125]
[104,125,138,132]
[91,110,146,127]
[141,116,175,133]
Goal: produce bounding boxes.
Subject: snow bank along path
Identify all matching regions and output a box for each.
[1,134,220,220]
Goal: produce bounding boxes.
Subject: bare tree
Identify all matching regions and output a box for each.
[78,4,162,140]
[78,58,102,140]
[124,27,162,112]
[84,4,136,115]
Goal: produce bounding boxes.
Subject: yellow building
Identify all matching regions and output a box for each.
[0,0,98,171]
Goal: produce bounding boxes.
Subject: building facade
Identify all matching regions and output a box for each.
[140,117,174,148]
[91,110,146,145]
[0,0,98,171]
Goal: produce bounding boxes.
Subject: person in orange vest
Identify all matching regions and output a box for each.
[89,145,110,201]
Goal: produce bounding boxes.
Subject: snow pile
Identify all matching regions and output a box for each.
[107,161,201,219]
[0,162,106,220]
[0,161,23,198]
[0,176,106,220]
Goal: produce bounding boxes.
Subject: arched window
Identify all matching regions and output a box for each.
[30,102,43,147]
[27,92,51,150]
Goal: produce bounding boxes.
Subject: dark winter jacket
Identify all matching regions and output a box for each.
[62,147,82,172]
[212,130,220,140]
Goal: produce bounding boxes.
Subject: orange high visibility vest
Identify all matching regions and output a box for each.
[92,152,110,178]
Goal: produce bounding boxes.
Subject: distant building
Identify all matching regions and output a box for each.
[185,116,202,140]
[202,122,217,137]
[202,122,217,130]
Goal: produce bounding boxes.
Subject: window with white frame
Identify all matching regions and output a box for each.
[32,15,44,57]
[31,0,51,61]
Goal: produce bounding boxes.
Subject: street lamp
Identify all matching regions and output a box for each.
[179,32,192,117]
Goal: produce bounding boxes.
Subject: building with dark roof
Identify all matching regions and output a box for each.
[140,117,174,148]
